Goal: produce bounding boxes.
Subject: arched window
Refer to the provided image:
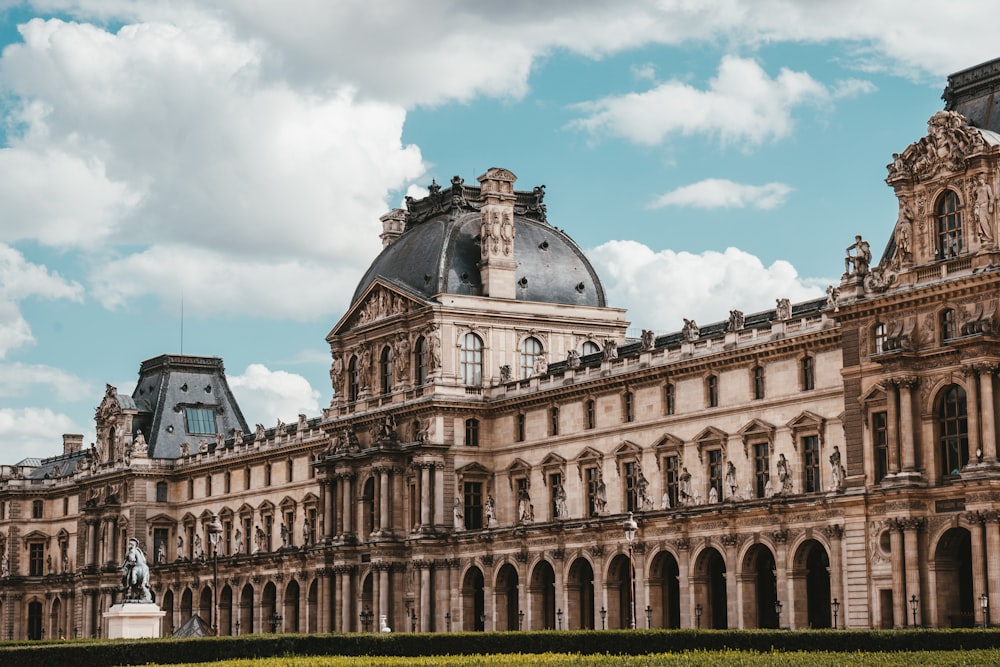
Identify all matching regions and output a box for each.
[520,337,543,379]
[939,385,968,477]
[415,336,428,385]
[379,345,393,395]
[936,190,963,259]
[941,308,958,342]
[348,355,359,402]
[461,333,483,386]
[581,341,600,356]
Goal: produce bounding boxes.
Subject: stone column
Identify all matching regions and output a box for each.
[379,467,391,533]
[987,516,1000,627]
[675,540,691,629]
[323,479,335,540]
[773,530,790,629]
[87,519,99,567]
[554,550,566,629]
[898,377,919,472]
[722,534,739,630]
[979,363,998,462]
[886,383,900,474]
[483,555,495,631]
[379,565,391,629]
[420,465,431,529]
[963,366,982,464]
[433,463,445,529]
[420,562,432,632]
[372,565,381,624]
[902,518,924,626]
[968,514,987,628]
[341,474,353,536]
[340,567,353,632]
[889,519,906,627]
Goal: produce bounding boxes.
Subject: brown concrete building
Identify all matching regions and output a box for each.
[3,58,1000,639]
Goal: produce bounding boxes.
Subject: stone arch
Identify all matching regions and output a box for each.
[261,581,278,632]
[199,585,212,625]
[606,551,635,629]
[307,578,318,633]
[791,538,831,628]
[49,596,62,639]
[284,578,300,632]
[528,558,556,630]
[566,555,595,630]
[741,543,778,628]
[220,584,233,635]
[460,564,485,631]
[933,525,973,627]
[181,587,194,623]
[239,582,254,634]
[161,589,175,635]
[494,561,520,631]
[692,545,728,629]
[647,548,681,628]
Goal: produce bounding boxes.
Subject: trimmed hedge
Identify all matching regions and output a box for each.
[2,629,1000,667]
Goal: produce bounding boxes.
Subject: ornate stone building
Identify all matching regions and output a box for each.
[3,58,1000,639]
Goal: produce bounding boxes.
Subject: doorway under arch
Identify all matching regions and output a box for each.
[648,551,680,628]
[566,557,595,629]
[462,566,485,631]
[793,539,831,628]
[694,547,728,629]
[495,563,520,631]
[934,527,973,627]
[529,560,556,629]
[743,544,778,628]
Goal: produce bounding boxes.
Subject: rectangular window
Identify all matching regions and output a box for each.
[32,499,43,519]
[29,543,44,576]
[802,357,815,391]
[624,392,634,423]
[585,467,600,516]
[264,514,273,551]
[243,517,252,553]
[205,474,212,497]
[707,376,719,408]
[184,407,217,434]
[187,478,194,500]
[245,467,252,490]
[550,407,559,436]
[549,472,562,519]
[803,435,821,493]
[585,400,596,429]
[665,383,675,415]
[753,366,765,400]
[465,418,480,447]
[156,481,168,502]
[63,497,69,516]
[286,459,294,483]
[224,472,231,494]
[265,463,272,486]
[663,455,679,508]
[872,413,888,484]
[708,450,723,501]
[516,413,525,442]
[624,461,639,512]
[754,442,770,499]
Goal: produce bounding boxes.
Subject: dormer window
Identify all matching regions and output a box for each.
[936,190,963,259]
[185,407,216,435]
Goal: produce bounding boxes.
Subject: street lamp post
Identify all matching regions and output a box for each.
[832,598,840,629]
[557,608,563,630]
[360,608,373,632]
[623,512,638,630]
[775,599,783,629]
[269,612,283,633]
[445,611,451,632]
[981,593,989,629]
[599,607,606,629]
[695,604,702,629]
[518,609,524,630]
[909,595,919,627]
[206,514,223,635]
[645,605,652,628]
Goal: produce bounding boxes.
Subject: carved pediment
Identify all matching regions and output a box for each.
[613,440,642,459]
[457,462,491,478]
[694,427,728,463]
[887,110,988,183]
[344,283,418,331]
[737,419,776,456]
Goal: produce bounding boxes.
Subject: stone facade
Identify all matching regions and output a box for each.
[3,59,1000,640]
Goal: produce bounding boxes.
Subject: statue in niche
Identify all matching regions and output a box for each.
[776,453,793,495]
[640,329,655,352]
[973,173,995,246]
[453,498,464,529]
[554,483,568,519]
[1,549,7,578]
[254,525,267,553]
[120,537,151,602]
[357,345,372,391]
[636,468,651,510]
[499,364,512,383]
[518,488,534,523]
[427,328,442,371]
[566,349,581,369]
[485,495,496,528]
[594,470,607,515]
[661,491,671,510]
[157,541,166,565]
[280,522,290,548]
[678,467,692,506]
[682,318,699,342]
[602,339,618,361]
[727,310,744,333]
[234,528,243,555]
[844,235,872,277]
[775,298,792,321]
[176,533,184,562]
[725,461,737,499]
[394,335,410,382]
[895,200,914,260]
[193,533,203,561]
[829,446,846,492]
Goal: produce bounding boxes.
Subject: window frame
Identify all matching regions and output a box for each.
[938,384,969,478]
[707,374,719,408]
[184,407,217,435]
[801,356,815,391]
[520,336,543,380]
[465,417,480,447]
[460,332,484,387]
[936,189,963,259]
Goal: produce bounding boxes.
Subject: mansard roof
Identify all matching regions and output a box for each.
[130,354,249,460]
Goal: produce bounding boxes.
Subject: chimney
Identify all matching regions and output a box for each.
[63,433,84,456]
[379,208,406,247]
[477,167,518,299]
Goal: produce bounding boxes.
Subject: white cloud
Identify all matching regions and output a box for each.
[0,243,83,358]
[228,363,321,425]
[0,362,94,401]
[568,56,866,148]
[0,407,86,463]
[649,178,793,210]
[589,240,826,332]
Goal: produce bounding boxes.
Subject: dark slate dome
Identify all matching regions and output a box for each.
[352,177,607,307]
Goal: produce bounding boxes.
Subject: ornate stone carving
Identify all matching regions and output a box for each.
[775,298,792,321]
[682,318,699,341]
[887,110,985,182]
[727,310,744,333]
[640,329,656,352]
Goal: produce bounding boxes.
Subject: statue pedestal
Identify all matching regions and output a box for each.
[104,602,166,639]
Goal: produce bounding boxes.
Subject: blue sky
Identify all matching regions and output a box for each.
[0,1,996,463]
